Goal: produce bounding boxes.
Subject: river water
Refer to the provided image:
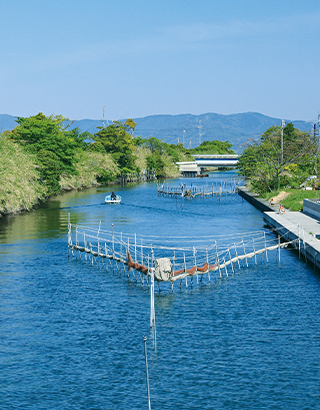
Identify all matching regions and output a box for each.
[1,171,320,409]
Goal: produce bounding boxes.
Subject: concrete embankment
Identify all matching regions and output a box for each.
[237,186,320,270]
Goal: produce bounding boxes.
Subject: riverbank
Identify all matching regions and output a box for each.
[236,185,284,213]
[237,186,320,270]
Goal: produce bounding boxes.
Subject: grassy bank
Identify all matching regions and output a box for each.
[262,189,320,211]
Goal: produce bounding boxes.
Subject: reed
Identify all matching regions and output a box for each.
[0,134,46,215]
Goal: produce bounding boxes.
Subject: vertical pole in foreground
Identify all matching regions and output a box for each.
[143,336,151,410]
[150,248,155,328]
[135,233,137,262]
[184,253,188,288]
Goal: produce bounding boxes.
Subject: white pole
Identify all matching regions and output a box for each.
[120,232,123,262]
[228,248,234,273]
[184,253,187,288]
[264,232,268,263]
[112,224,114,258]
[143,336,152,410]
[135,233,137,262]
[150,248,155,328]
[234,243,240,270]
[193,246,198,284]
[206,247,210,282]
[215,241,221,278]
[223,257,228,276]
[141,238,143,265]
[105,243,108,270]
[242,240,248,267]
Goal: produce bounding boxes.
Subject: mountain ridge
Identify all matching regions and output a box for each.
[0,112,313,153]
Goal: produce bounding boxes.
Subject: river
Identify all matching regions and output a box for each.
[1,170,320,409]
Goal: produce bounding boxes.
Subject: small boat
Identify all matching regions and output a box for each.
[105,194,121,204]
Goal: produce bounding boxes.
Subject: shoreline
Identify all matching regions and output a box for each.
[237,186,320,270]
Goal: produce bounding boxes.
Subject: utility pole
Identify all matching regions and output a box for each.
[183,130,185,147]
[281,119,285,164]
[198,120,203,146]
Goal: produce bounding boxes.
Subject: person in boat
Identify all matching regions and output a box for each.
[111,191,117,200]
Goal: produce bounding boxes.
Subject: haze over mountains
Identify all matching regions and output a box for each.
[0,112,314,153]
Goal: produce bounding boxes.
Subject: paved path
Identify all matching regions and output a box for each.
[237,186,320,268]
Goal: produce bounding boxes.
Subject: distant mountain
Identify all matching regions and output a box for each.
[0,112,313,153]
[0,114,18,132]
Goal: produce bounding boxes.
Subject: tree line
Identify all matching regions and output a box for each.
[0,112,235,214]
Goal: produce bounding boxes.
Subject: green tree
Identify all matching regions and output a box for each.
[124,118,137,133]
[238,123,317,193]
[190,140,235,154]
[92,121,137,172]
[11,112,89,194]
[147,151,165,178]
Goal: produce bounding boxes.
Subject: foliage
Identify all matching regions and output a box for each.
[146,151,165,178]
[189,140,235,155]
[91,120,137,173]
[60,151,119,191]
[0,132,46,214]
[10,113,90,195]
[238,123,317,194]
[1,111,239,214]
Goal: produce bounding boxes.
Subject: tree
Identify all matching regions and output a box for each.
[238,123,317,193]
[91,121,137,172]
[190,140,235,154]
[124,118,137,132]
[10,113,90,194]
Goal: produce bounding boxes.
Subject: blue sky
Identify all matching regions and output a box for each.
[1,0,319,121]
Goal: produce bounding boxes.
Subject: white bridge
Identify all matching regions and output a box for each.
[177,154,239,177]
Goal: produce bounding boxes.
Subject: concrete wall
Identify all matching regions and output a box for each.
[236,187,275,213]
[303,198,320,220]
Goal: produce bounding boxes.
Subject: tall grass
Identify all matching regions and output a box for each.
[60,152,119,190]
[0,134,46,215]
